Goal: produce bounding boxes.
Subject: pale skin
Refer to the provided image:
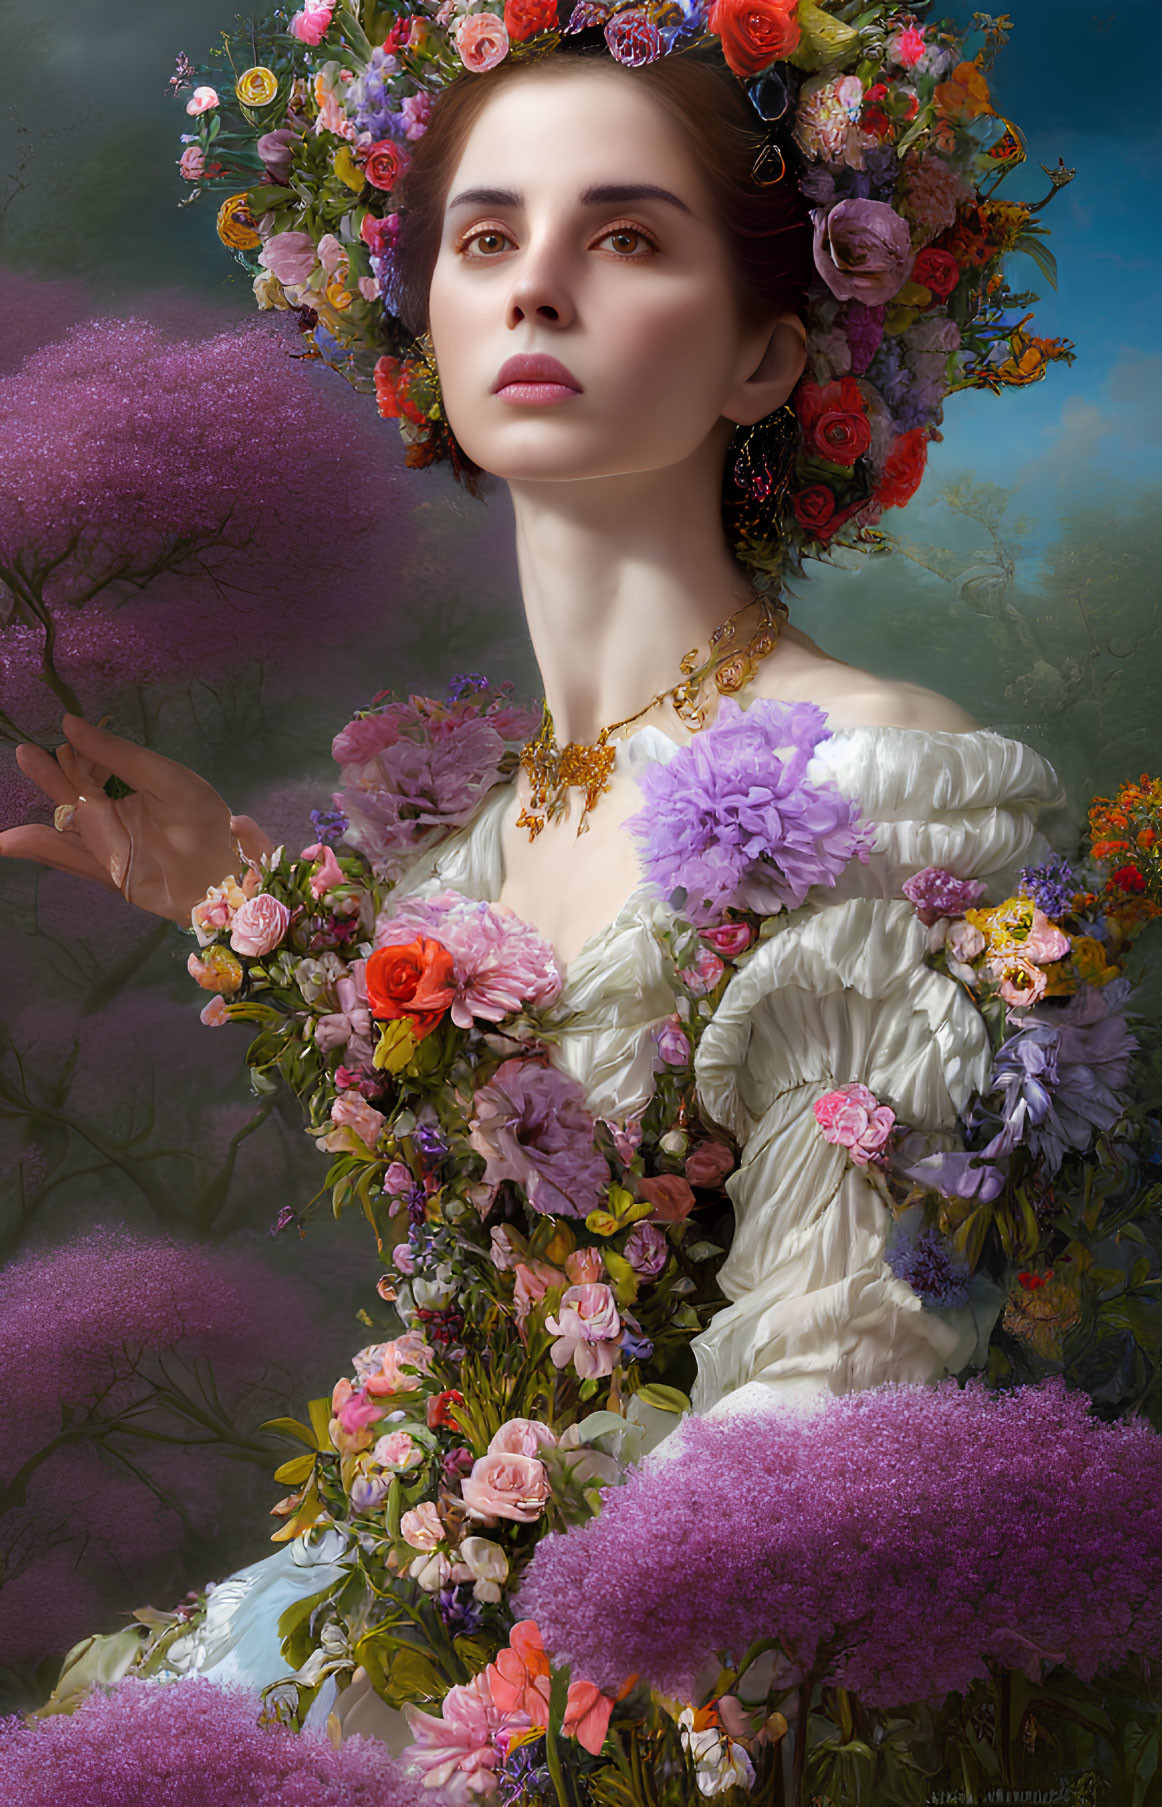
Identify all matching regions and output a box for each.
[0,63,975,969]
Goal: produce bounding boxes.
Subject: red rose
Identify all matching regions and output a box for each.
[875,429,928,511]
[791,485,836,533]
[796,376,871,468]
[1112,864,1147,893]
[706,0,798,77]
[910,247,960,301]
[504,0,556,40]
[426,1388,466,1430]
[364,936,456,1039]
[364,139,408,192]
[361,212,400,257]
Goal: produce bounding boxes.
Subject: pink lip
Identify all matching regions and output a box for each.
[493,353,583,400]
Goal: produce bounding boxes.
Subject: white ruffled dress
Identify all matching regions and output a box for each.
[157,718,1065,1717]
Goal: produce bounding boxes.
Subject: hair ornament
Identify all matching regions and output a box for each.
[171,0,1075,588]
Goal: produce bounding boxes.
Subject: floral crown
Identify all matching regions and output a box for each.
[173,0,1074,588]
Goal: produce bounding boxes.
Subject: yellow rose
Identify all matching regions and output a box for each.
[236,65,279,108]
[1071,935,1120,987]
[216,193,262,251]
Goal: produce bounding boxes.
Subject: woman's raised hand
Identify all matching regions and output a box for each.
[0,715,275,925]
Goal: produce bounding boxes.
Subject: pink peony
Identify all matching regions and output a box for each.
[489,1418,558,1459]
[329,1092,386,1150]
[1022,910,1072,966]
[228,893,290,956]
[375,890,562,1029]
[454,10,510,70]
[358,1329,434,1395]
[258,229,318,288]
[461,1451,552,1523]
[178,146,205,180]
[813,1083,896,1164]
[185,85,219,115]
[546,1283,622,1380]
[470,1058,609,1219]
[812,198,914,305]
[401,1500,445,1549]
[290,0,335,44]
[404,1670,511,1802]
[372,1429,424,1472]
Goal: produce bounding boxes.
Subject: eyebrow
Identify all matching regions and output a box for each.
[446,182,692,215]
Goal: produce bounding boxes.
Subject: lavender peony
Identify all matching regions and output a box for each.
[518,1379,1162,1706]
[375,890,562,1027]
[901,866,987,925]
[987,978,1138,1174]
[470,1058,610,1217]
[335,714,507,873]
[627,697,873,926]
[811,198,914,305]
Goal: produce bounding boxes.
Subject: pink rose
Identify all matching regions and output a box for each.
[329,1092,386,1151]
[678,949,725,997]
[454,10,510,70]
[400,1501,444,1550]
[185,86,219,115]
[258,229,318,288]
[638,1174,697,1222]
[199,995,231,1028]
[813,1084,896,1164]
[488,1418,558,1459]
[545,1283,622,1380]
[812,198,914,305]
[229,893,290,957]
[178,146,205,180]
[384,1160,413,1195]
[1024,910,1071,966]
[461,1451,551,1523]
[700,921,753,958]
[289,0,334,44]
[684,1141,735,1189]
[565,1246,604,1285]
[372,1429,423,1472]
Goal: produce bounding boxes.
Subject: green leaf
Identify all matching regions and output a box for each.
[634,1383,691,1414]
[261,1415,321,1450]
[246,183,296,215]
[274,1452,317,1486]
[1012,232,1058,292]
[603,1250,639,1307]
[308,1397,336,1450]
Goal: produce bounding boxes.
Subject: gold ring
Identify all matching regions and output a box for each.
[53,803,78,833]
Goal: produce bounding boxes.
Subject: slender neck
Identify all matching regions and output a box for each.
[507,426,756,745]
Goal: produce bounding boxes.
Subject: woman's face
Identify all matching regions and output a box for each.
[427,66,803,485]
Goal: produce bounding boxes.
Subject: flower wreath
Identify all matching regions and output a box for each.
[172,1,1075,587]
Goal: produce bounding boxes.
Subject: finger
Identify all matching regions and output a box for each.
[14,743,82,808]
[62,715,216,807]
[0,825,122,891]
[57,742,112,797]
[231,814,277,863]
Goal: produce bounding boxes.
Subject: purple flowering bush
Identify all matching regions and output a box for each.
[627,698,873,926]
[0,1677,425,1806]
[519,1379,1162,1707]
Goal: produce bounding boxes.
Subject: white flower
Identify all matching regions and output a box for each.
[678,1709,757,1798]
[458,1535,508,1603]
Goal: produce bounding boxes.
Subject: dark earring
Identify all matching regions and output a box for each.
[731,404,797,504]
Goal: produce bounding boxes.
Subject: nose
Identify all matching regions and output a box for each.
[504,232,576,332]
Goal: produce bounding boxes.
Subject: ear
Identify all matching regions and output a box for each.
[721,313,807,427]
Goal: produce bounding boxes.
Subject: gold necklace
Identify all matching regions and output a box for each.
[516,593,787,841]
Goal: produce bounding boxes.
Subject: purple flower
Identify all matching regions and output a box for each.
[654,1016,692,1067]
[470,1058,611,1217]
[844,301,886,374]
[986,979,1137,1175]
[448,672,490,701]
[627,698,874,927]
[437,1582,484,1634]
[374,890,563,1027]
[901,866,988,926]
[1019,857,1076,921]
[0,1675,424,1805]
[884,1208,972,1306]
[335,714,508,873]
[811,199,914,306]
[624,1222,668,1279]
[309,804,349,845]
[518,1379,1162,1706]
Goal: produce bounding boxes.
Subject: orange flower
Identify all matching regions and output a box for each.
[563,1677,616,1755]
[364,936,455,1039]
[487,1620,552,1727]
[935,58,994,121]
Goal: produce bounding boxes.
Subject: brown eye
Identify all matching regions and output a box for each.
[597,225,657,257]
[463,228,511,257]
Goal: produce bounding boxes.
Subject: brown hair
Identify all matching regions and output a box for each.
[391,41,813,338]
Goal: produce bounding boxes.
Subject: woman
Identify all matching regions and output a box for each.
[0,22,1068,1769]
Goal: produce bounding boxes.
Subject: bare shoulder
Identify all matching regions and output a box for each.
[747,628,980,734]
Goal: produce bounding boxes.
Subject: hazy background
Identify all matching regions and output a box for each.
[0,0,1158,1701]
